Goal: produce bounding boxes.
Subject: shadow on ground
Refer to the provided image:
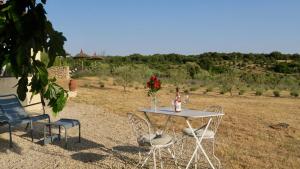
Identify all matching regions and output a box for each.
[112,145,149,153]
[71,152,108,163]
[0,137,22,154]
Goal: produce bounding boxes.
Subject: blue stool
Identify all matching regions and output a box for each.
[44,118,81,147]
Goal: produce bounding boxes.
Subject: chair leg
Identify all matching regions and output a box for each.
[64,127,68,148]
[195,149,198,169]
[25,123,29,131]
[30,121,33,142]
[8,124,12,148]
[78,123,81,143]
[138,147,142,164]
[179,137,183,154]
[153,149,157,169]
[140,148,154,168]
[167,148,180,169]
[180,137,187,156]
[212,139,221,169]
[158,148,163,169]
[58,126,61,141]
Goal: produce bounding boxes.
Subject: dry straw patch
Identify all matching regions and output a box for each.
[71,77,300,169]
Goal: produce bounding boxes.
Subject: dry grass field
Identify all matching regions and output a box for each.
[70,76,300,169]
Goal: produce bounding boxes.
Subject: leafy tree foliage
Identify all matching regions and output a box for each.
[185,62,200,79]
[169,68,189,87]
[272,63,300,73]
[0,0,67,114]
[114,65,135,91]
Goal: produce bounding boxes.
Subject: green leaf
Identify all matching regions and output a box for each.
[43,82,68,115]
[41,0,47,4]
[17,76,28,101]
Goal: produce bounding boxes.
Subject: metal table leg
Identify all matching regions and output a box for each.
[143,112,172,134]
[185,118,215,169]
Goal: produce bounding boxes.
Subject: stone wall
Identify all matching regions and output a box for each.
[48,66,70,80]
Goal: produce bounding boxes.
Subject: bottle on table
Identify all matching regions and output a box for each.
[174,87,182,112]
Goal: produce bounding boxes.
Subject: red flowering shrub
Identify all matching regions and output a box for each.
[147,75,161,96]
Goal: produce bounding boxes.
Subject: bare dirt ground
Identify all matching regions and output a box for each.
[0,76,299,169]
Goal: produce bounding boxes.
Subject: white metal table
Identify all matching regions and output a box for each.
[139,107,224,169]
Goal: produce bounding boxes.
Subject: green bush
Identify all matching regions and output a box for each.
[169,68,189,87]
[206,87,213,92]
[189,87,198,91]
[199,84,206,87]
[219,88,229,95]
[219,85,230,95]
[273,90,280,97]
[114,65,135,91]
[255,89,263,96]
[290,91,299,97]
[239,89,246,95]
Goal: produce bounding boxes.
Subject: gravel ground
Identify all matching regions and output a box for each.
[0,102,201,169]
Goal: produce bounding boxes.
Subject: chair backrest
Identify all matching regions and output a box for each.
[202,105,224,136]
[0,94,29,122]
[127,113,153,146]
[0,106,9,123]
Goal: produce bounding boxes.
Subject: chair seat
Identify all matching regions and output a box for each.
[30,114,49,123]
[182,128,215,139]
[9,118,31,126]
[53,118,80,129]
[138,133,173,146]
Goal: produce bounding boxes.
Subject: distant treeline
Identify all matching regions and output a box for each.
[99,52,300,74]
[103,52,300,64]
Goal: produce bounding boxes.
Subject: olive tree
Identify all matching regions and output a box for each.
[185,62,200,79]
[0,0,68,114]
[169,68,189,88]
[219,70,240,96]
[114,65,135,91]
[135,64,153,85]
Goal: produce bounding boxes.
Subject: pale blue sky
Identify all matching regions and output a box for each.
[46,0,300,56]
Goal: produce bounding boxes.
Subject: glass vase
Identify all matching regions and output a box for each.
[151,95,157,112]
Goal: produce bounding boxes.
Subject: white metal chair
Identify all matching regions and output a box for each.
[127,113,180,169]
[180,105,224,169]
